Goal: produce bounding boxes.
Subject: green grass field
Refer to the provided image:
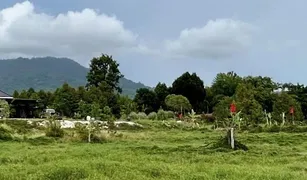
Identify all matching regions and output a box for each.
[1,124,307,180]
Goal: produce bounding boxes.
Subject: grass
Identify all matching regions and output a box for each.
[1,121,307,179]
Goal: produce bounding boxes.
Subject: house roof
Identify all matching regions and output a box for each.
[0,90,13,99]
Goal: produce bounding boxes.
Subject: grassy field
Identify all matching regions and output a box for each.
[1,121,307,179]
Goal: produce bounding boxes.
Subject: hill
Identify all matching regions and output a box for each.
[0,57,150,97]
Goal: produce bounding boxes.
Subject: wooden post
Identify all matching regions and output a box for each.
[230,128,234,149]
[227,128,235,149]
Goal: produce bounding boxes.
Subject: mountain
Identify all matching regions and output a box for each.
[0,57,150,97]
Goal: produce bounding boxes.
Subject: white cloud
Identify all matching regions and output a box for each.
[164,19,256,59]
[0,1,141,63]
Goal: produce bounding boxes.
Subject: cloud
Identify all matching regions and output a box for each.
[0,1,141,62]
[164,19,256,59]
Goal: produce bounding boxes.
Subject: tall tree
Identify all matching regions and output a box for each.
[134,88,159,114]
[171,72,206,112]
[235,83,263,124]
[283,83,307,119]
[154,82,169,109]
[211,71,242,106]
[53,83,79,117]
[243,76,277,112]
[272,91,303,123]
[86,54,123,93]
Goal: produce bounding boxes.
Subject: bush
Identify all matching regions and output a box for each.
[157,109,168,120]
[129,112,139,120]
[165,111,174,119]
[148,112,157,120]
[138,112,147,119]
[75,122,107,143]
[45,120,64,138]
[0,124,13,141]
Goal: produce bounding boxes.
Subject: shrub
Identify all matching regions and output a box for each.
[166,111,175,119]
[75,122,107,143]
[45,120,64,138]
[129,112,139,120]
[148,112,157,120]
[137,112,147,119]
[0,124,13,141]
[157,109,168,120]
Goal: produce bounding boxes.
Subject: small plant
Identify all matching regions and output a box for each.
[45,120,64,138]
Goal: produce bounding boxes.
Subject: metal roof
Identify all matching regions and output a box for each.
[0,90,13,98]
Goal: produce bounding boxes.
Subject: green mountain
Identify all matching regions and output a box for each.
[0,57,150,97]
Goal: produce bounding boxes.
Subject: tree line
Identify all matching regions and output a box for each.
[11,54,307,124]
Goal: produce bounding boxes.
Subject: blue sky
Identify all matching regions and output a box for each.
[0,1,306,87]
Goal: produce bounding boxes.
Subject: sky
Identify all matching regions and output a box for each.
[0,0,306,87]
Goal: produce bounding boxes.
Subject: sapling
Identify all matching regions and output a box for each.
[281,112,285,126]
[268,112,272,126]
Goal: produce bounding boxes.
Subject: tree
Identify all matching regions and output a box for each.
[243,76,277,112]
[53,83,79,117]
[27,88,36,98]
[12,90,19,98]
[134,88,159,114]
[78,100,92,119]
[213,96,234,123]
[118,95,137,116]
[171,72,206,112]
[86,54,123,93]
[272,91,303,124]
[235,83,263,124]
[283,83,307,119]
[211,71,242,98]
[154,82,169,109]
[165,94,192,113]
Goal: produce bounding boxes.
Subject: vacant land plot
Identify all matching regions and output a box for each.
[1,128,307,180]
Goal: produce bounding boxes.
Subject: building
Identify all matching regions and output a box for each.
[0,89,39,118]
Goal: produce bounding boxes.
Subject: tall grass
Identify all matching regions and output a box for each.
[0,128,307,179]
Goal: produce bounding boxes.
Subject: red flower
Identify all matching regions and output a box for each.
[230,103,236,113]
[290,106,294,114]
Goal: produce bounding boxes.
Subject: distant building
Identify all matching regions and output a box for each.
[0,89,38,118]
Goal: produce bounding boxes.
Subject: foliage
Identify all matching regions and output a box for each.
[157,109,168,120]
[86,54,123,93]
[0,123,13,141]
[211,71,242,100]
[137,112,147,119]
[128,112,139,120]
[154,82,170,109]
[0,100,10,118]
[134,88,159,114]
[53,83,79,117]
[171,72,206,112]
[45,120,64,138]
[243,76,277,112]
[118,95,137,116]
[272,92,304,124]
[165,94,192,112]
[148,112,157,120]
[235,83,263,124]
[213,96,233,123]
